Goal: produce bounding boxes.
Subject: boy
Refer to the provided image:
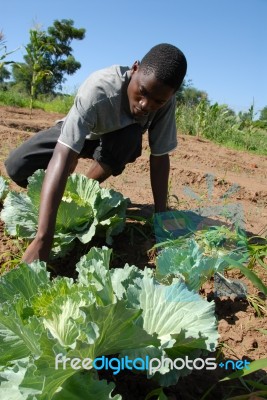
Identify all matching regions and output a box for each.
[5,43,187,263]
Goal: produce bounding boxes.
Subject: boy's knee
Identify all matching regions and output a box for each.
[4,153,28,188]
[4,126,58,188]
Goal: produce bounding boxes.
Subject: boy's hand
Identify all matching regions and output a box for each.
[21,143,78,264]
[22,236,53,263]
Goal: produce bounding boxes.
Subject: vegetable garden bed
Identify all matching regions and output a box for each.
[0,106,266,400]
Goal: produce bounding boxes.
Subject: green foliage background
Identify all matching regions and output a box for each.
[0,20,266,155]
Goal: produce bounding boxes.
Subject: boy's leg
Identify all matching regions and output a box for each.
[4,122,63,188]
[81,123,143,179]
[84,159,112,182]
[5,122,143,187]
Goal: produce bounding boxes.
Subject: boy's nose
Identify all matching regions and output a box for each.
[139,98,149,112]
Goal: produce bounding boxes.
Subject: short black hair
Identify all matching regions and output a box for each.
[140,43,187,92]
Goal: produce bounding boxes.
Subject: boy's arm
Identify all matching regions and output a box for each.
[150,153,170,213]
[22,143,78,263]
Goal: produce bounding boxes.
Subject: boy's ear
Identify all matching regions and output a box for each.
[130,60,140,74]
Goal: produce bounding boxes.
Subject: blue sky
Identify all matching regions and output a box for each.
[2,0,267,115]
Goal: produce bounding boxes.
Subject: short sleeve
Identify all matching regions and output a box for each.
[148,96,177,156]
[58,94,96,154]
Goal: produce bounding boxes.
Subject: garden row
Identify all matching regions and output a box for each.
[0,172,266,399]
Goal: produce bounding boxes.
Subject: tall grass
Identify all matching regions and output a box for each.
[34,94,74,114]
[176,101,267,156]
[0,89,74,114]
[0,90,266,155]
[0,89,30,108]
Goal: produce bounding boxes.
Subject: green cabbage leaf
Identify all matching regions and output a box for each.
[156,238,247,291]
[0,170,129,257]
[0,175,9,202]
[0,247,218,398]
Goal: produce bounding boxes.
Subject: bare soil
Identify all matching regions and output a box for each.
[0,105,266,400]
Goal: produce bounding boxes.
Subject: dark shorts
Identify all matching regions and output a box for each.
[4,122,143,187]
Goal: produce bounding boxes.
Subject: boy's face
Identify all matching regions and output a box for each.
[127,61,175,117]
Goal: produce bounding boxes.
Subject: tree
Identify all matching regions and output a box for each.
[0,30,18,84]
[175,79,187,103]
[182,86,208,106]
[0,65,11,83]
[238,104,254,123]
[12,19,86,95]
[18,29,57,115]
[259,106,267,121]
[176,79,208,106]
[12,62,32,93]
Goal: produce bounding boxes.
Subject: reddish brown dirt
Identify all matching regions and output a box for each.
[0,105,266,400]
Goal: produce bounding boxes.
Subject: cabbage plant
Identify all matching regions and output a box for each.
[156,238,247,292]
[0,170,128,257]
[0,247,218,399]
[0,175,9,202]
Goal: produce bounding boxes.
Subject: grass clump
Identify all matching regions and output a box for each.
[176,100,267,156]
[0,89,74,114]
[0,89,30,108]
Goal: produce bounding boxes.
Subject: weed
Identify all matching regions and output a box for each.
[247,235,267,271]
[0,237,29,274]
[125,214,154,245]
[247,294,267,317]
